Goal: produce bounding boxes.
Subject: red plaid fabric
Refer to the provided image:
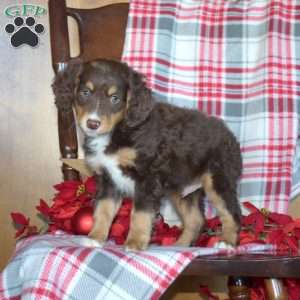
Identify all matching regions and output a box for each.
[122,0,300,214]
[0,233,275,300]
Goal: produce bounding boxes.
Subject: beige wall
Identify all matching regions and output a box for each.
[0,0,61,270]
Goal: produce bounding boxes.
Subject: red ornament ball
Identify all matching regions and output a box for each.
[71,206,94,235]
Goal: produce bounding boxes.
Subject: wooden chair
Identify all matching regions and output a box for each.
[48,1,300,298]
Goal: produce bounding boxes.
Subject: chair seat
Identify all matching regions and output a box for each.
[183,254,300,278]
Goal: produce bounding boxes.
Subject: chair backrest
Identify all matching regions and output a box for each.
[48,0,129,180]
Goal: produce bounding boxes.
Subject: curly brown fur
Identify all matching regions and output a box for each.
[52,61,83,112]
[52,59,242,250]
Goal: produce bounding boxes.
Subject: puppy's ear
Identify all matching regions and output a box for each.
[52,62,83,112]
[125,67,154,127]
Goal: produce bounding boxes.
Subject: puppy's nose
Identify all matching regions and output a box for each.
[86,119,101,130]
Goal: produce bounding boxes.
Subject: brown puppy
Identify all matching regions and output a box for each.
[53,59,242,251]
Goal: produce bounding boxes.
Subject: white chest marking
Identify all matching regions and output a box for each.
[85,135,135,196]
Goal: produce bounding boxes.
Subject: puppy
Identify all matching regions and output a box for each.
[53,59,242,251]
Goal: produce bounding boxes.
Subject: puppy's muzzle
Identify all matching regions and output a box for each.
[87,119,101,130]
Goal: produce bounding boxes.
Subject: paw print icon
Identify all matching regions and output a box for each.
[5,16,44,47]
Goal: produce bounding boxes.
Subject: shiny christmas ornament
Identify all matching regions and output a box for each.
[71,206,94,235]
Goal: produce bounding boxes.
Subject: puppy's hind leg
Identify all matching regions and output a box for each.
[125,180,159,251]
[201,173,241,246]
[171,190,205,247]
[125,207,155,251]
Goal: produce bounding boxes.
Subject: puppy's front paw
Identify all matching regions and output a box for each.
[221,227,239,246]
[214,241,234,250]
[125,236,149,251]
[79,236,103,248]
[88,230,107,245]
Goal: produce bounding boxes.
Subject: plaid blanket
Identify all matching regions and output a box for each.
[0,233,275,300]
[122,0,300,214]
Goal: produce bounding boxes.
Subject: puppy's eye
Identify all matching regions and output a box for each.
[110,95,120,105]
[79,88,91,97]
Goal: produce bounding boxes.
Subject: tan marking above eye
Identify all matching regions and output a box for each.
[107,85,118,96]
[85,81,94,91]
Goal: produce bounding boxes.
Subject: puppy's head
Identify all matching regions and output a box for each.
[52,59,154,137]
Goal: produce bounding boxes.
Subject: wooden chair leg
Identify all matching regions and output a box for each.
[264,278,288,300]
[228,276,250,300]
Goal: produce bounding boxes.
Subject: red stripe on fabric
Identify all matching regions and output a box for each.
[149,16,156,75]
[217,1,224,116]
[241,143,294,152]
[151,74,289,90]
[153,84,298,100]
[207,12,213,115]
[130,8,300,22]
[22,287,60,300]
[58,247,91,296]
[224,79,299,91]
[153,84,227,99]
[241,173,290,180]
[39,247,61,298]
[243,161,293,169]
[107,248,168,283]
[266,11,277,210]
[38,247,91,299]
[52,248,79,290]
[131,15,138,59]
[131,0,300,13]
[124,56,300,74]
[140,13,147,55]
[137,251,184,274]
[197,15,207,113]
[150,252,196,300]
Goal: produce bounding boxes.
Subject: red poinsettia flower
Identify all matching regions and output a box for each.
[206,216,221,231]
[45,177,97,232]
[11,212,29,238]
[242,202,266,234]
[10,178,300,299]
[283,219,300,234]
[151,216,182,246]
[53,177,96,202]
[11,177,97,236]
[36,199,51,218]
[239,230,264,245]
[11,212,38,238]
